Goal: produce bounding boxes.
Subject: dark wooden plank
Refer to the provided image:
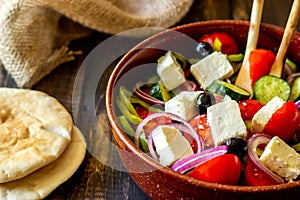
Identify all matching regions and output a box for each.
[73,32,152,199]
[263,0,294,27]
[231,0,251,20]
[179,0,231,24]
[231,0,300,31]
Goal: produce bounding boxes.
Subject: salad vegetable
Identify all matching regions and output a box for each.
[198,32,239,55]
[188,154,242,185]
[253,75,291,104]
[114,31,300,186]
[249,49,276,87]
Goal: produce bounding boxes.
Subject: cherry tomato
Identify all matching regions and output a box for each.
[249,49,276,87]
[188,114,214,150]
[188,154,241,185]
[245,161,279,186]
[198,32,239,55]
[238,99,264,120]
[264,100,299,141]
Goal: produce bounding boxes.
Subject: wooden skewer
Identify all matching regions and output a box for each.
[269,0,300,77]
[235,0,265,96]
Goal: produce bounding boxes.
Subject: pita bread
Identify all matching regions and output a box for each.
[0,88,73,183]
[0,126,86,200]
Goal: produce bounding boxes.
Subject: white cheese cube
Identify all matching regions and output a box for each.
[251,96,284,133]
[207,100,247,146]
[157,51,186,91]
[165,91,201,121]
[190,51,234,89]
[260,136,300,181]
[152,125,194,166]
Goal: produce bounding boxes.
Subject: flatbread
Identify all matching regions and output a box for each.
[0,126,86,200]
[0,88,73,183]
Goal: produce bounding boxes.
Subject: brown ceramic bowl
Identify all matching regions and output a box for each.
[106,20,300,200]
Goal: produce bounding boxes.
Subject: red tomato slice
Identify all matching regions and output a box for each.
[188,154,241,185]
[198,32,239,55]
[245,161,279,186]
[263,100,299,141]
[135,105,150,119]
[143,115,172,135]
[238,100,264,120]
[188,114,214,150]
[249,49,276,87]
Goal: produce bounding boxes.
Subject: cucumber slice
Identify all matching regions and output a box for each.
[290,76,300,101]
[253,75,290,104]
[207,79,250,101]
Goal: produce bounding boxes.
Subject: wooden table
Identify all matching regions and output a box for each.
[0,0,299,199]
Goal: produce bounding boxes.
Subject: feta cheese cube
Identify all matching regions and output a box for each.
[251,96,284,133]
[207,100,247,146]
[152,125,194,166]
[157,51,186,91]
[260,136,300,181]
[165,91,201,121]
[190,51,234,89]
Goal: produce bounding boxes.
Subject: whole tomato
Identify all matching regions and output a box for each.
[188,154,241,185]
[263,100,299,141]
[198,32,239,55]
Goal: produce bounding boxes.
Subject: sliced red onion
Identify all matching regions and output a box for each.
[247,134,284,184]
[134,112,203,153]
[147,133,159,161]
[225,79,231,84]
[171,145,228,174]
[180,80,198,91]
[284,62,293,76]
[287,72,300,86]
[295,100,300,109]
[133,82,165,105]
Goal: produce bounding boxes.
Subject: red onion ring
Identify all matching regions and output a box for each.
[135,112,203,153]
[295,100,300,109]
[133,82,165,105]
[147,133,159,161]
[247,133,284,184]
[171,145,228,174]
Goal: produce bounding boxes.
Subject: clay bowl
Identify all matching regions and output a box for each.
[106,20,300,200]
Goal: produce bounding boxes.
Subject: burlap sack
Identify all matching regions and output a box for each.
[0,0,194,88]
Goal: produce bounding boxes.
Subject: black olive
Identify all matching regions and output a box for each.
[196,92,216,114]
[224,138,248,158]
[195,42,213,59]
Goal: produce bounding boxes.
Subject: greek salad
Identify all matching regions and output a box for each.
[114,32,300,186]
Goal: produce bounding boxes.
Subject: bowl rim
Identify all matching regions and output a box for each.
[105,19,300,193]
